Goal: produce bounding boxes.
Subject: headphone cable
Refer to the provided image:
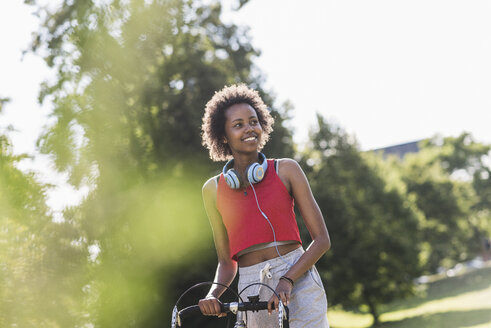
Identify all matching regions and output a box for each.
[249,182,291,267]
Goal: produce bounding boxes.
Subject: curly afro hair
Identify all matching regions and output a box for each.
[201,84,274,161]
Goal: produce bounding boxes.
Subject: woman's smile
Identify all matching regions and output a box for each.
[242,135,258,142]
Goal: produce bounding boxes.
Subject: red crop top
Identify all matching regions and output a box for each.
[216,159,302,261]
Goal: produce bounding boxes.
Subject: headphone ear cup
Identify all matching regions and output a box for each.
[225,169,241,189]
[247,163,265,184]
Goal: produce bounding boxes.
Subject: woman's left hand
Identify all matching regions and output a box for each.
[267,278,293,315]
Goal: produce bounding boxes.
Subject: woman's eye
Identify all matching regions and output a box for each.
[234,123,242,128]
[251,120,258,125]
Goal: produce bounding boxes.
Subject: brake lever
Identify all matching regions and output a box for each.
[278,301,285,328]
[171,305,180,328]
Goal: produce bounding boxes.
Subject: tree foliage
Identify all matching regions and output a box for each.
[29,0,293,183]
[26,0,294,326]
[0,127,89,326]
[422,133,491,215]
[421,132,490,176]
[300,114,423,325]
[401,134,491,271]
[396,152,476,272]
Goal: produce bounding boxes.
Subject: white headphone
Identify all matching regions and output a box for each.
[222,152,268,189]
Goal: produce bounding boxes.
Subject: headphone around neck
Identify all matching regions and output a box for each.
[223,152,268,189]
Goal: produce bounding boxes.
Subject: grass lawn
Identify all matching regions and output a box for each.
[327,263,491,328]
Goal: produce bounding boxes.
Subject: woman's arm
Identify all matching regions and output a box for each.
[198,176,238,317]
[269,158,331,312]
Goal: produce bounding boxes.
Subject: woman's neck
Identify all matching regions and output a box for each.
[231,151,259,174]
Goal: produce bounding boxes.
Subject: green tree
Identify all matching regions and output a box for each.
[421,132,490,176]
[1,110,88,326]
[27,0,294,326]
[423,133,491,219]
[396,134,491,271]
[300,115,422,326]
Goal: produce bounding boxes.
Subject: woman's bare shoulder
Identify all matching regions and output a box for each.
[276,158,302,174]
[202,174,220,195]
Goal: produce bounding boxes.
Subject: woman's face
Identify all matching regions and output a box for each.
[223,103,263,154]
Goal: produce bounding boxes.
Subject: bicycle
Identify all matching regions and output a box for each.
[171,281,290,328]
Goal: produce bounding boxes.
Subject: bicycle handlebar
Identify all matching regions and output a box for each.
[173,301,289,328]
[179,301,279,318]
[171,281,290,328]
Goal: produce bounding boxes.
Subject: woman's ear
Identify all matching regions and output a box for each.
[223,137,228,144]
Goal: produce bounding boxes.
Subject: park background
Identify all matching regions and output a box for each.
[1,0,491,327]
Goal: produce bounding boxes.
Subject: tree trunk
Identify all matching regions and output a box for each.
[367,300,380,327]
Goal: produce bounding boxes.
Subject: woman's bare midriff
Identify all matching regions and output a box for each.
[237,242,302,267]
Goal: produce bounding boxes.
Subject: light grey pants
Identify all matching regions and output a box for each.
[237,248,329,328]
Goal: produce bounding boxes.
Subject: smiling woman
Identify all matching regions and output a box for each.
[198,84,331,327]
[223,103,263,153]
[201,84,274,162]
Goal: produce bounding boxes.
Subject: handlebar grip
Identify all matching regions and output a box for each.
[178,304,232,319]
[178,305,203,320]
[238,301,269,311]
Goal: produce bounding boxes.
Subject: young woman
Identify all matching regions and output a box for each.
[199,84,331,327]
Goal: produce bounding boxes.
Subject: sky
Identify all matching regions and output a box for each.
[1,0,491,212]
[223,0,491,149]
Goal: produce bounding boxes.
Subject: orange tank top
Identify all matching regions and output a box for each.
[216,159,302,260]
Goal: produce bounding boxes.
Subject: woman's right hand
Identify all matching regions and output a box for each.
[198,296,227,317]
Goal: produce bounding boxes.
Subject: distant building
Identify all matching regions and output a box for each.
[372,140,423,159]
